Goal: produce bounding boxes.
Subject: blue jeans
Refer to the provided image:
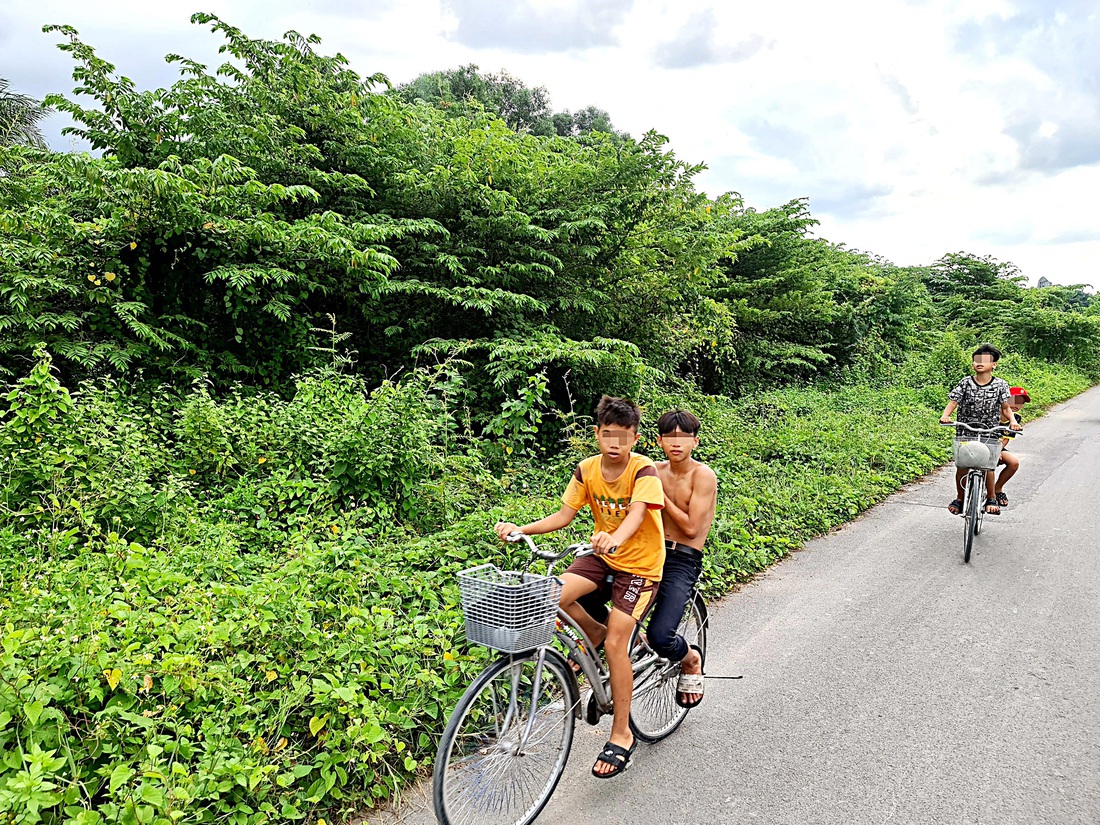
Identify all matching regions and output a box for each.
[645,550,702,662]
[575,548,702,662]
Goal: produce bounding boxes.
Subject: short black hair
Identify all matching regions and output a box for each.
[973,343,1002,362]
[656,409,701,436]
[595,395,641,430]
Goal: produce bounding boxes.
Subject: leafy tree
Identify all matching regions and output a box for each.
[396,64,622,138]
[923,251,1023,301]
[0,77,50,148]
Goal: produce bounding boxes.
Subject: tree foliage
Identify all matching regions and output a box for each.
[0,78,50,148]
[395,63,622,138]
[0,14,1097,401]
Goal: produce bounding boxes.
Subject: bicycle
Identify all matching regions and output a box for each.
[432,533,708,825]
[942,421,1021,563]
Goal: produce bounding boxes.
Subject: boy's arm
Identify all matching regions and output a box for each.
[592,500,648,554]
[1001,401,1023,431]
[495,505,578,542]
[940,400,958,424]
[661,468,718,541]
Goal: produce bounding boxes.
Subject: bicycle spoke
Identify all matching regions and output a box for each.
[629,594,707,743]
[435,654,574,825]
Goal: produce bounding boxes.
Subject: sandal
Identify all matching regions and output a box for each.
[592,738,636,779]
[984,499,1001,515]
[947,499,963,515]
[996,492,1008,508]
[675,643,706,709]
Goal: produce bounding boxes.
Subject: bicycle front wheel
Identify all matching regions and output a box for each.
[629,592,708,743]
[963,473,981,563]
[432,649,576,825]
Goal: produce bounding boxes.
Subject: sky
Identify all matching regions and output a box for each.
[2,0,1098,286]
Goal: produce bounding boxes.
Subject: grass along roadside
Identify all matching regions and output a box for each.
[0,355,1091,824]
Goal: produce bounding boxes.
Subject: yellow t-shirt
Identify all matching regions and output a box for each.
[561,453,666,581]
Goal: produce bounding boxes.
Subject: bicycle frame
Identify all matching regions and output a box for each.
[499,531,706,740]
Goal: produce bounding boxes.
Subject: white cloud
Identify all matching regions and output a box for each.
[4,0,1097,283]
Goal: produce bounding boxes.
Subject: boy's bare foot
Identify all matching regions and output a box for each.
[675,644,705,708]
[568,627,606,675]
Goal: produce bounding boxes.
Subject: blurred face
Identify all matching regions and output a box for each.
[972,353,997,374]
[657,428,699,461]
[594,424,638,461]
[1009,397,1027,411]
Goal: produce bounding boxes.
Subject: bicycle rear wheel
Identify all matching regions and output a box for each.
[433,650,576,825]
[963,473,981,563]
[628,592,708,743]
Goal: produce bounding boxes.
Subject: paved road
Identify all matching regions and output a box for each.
[369,387,1100,825]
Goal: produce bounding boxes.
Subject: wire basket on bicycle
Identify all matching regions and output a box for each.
[952,424,1004,470]
[457,564,563,654]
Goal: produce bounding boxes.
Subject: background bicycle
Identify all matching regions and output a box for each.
[432,533,708,825]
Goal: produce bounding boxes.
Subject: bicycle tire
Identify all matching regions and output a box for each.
[628,592,708,743]
[963,473,981,563]
[975,488,986,535]
[433,649,576,825]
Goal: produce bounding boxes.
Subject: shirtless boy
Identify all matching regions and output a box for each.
[652,409,718,708]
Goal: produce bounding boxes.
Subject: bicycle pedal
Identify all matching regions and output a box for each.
[585,693,611,726]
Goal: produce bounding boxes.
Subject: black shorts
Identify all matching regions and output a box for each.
[564,554,659,623]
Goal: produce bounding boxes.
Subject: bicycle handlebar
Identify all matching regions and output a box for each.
[506,531,614,559]
[941,421,1022,436]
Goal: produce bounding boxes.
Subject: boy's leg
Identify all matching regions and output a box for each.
[600,608,637,762]
[996,451,1019,496]
[558,572,605,646]
[593,572,658,777]
[948,468,966,513]
[645,551,703,705]
[984,469,1000,513]
[576,589,609,627]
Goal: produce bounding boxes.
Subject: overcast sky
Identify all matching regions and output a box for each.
[3,0,1097,285]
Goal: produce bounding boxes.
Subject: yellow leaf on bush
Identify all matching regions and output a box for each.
[202,222,214,229]
[443,651,454,661]
[257,456,266,464]
[265,670,277,682]
[274,737,288,752]
[104,669,122,690]
[104,272,116,282]
[189,469,196,475]
[143,674,153,691]
[330,525,339,534]
[129,242,137,250]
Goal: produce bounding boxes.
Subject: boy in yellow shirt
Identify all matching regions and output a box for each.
[495,395,665,779]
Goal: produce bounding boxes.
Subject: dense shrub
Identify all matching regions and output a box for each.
[0,349,1091,823]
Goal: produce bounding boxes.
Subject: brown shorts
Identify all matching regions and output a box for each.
[564,554,659,623]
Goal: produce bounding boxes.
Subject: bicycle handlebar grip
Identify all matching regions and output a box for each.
[571,543,615,558]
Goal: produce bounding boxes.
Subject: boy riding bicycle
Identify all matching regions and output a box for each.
[939,343,1022,515]
[494,395,664,779]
